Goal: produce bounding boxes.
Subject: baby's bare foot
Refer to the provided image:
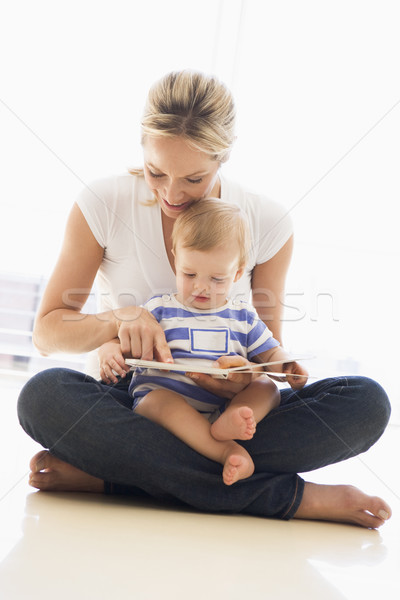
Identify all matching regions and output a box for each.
[294,482,392,529]
[29,450,104,493]
[222,443,255,486]
[211,406,256,441]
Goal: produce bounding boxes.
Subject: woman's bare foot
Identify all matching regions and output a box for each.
[29,450,104,493]
[294,482,392,529]
[222,443,255,486]
[211,406,256,441]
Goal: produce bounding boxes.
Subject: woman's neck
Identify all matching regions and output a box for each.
[161,212,176,273]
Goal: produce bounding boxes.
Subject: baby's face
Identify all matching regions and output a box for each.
[174,244,243,310]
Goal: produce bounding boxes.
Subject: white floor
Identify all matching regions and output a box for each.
[1,376,399,600]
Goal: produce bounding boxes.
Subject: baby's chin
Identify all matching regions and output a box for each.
[179,295,226,310]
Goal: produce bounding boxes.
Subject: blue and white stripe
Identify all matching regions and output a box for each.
[129,294,279,413]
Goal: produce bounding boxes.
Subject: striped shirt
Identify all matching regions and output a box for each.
[129,294,279,416]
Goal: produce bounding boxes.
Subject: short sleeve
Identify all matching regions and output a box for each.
[220,175,293,266]
[244,304,280,358]
[250,194,293,265]
[75,177,117,249]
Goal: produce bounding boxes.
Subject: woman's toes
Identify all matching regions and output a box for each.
[29,470,55,490]
[28,452,105,493]
[368,496,392,521]
[29,450,51,473]
[295,483,392,529]
[378,508,390,520]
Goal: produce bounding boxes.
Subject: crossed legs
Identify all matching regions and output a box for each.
[19,369,393,528]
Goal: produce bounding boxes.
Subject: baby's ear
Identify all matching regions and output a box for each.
[233,266,245,282]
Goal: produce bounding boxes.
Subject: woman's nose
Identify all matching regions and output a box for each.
[164,180,185,204]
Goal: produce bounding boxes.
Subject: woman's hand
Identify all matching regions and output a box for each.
[186,355,254,400]
[113,306,172,363]
[98,340,130,384]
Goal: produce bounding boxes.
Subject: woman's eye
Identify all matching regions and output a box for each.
[149,170,164,179]
[147,168,202,184]
[184,273,196,278]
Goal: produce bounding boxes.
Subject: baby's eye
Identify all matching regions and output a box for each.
[211,277,225,283]
[184,273,196,278]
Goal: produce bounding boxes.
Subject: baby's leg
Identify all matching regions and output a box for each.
[211,378,280,441]
[135,389,254,485]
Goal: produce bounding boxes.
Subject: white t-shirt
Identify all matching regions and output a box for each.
[76,172,293,377]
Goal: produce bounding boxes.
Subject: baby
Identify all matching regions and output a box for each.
[99,198,305,485]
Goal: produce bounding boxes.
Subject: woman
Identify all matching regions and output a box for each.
[18,70,392,527]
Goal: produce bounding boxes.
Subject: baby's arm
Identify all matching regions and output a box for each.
[98,338,130,384]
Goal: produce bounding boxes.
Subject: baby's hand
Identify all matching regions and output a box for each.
[98,340,130,384]
[187,355,254,400]
[282,361,309,389]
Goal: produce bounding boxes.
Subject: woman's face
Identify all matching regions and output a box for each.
[142,136,221,219]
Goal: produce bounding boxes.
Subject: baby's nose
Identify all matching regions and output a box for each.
[195,278,208,292]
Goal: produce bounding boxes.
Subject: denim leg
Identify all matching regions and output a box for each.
[17,369,390,520]
[17,368,302,519]
[242,375,391,474]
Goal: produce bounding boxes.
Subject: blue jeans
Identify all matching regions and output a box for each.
[17,368,391,519]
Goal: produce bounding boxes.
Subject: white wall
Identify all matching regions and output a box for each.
[223,1,400,416]
[1,0,398,414]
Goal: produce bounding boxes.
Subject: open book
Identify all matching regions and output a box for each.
[125,357,310,379]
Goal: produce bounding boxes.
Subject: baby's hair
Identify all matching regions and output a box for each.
[171,198,251,268]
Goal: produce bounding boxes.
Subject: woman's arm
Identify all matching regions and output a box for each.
[33,203,172,361]
[251,235,294,345]
[251,235,308,388]
[33,203,116,355]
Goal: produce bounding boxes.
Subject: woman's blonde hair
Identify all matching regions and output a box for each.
[140,70,236,163]
[171,198,250,268]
